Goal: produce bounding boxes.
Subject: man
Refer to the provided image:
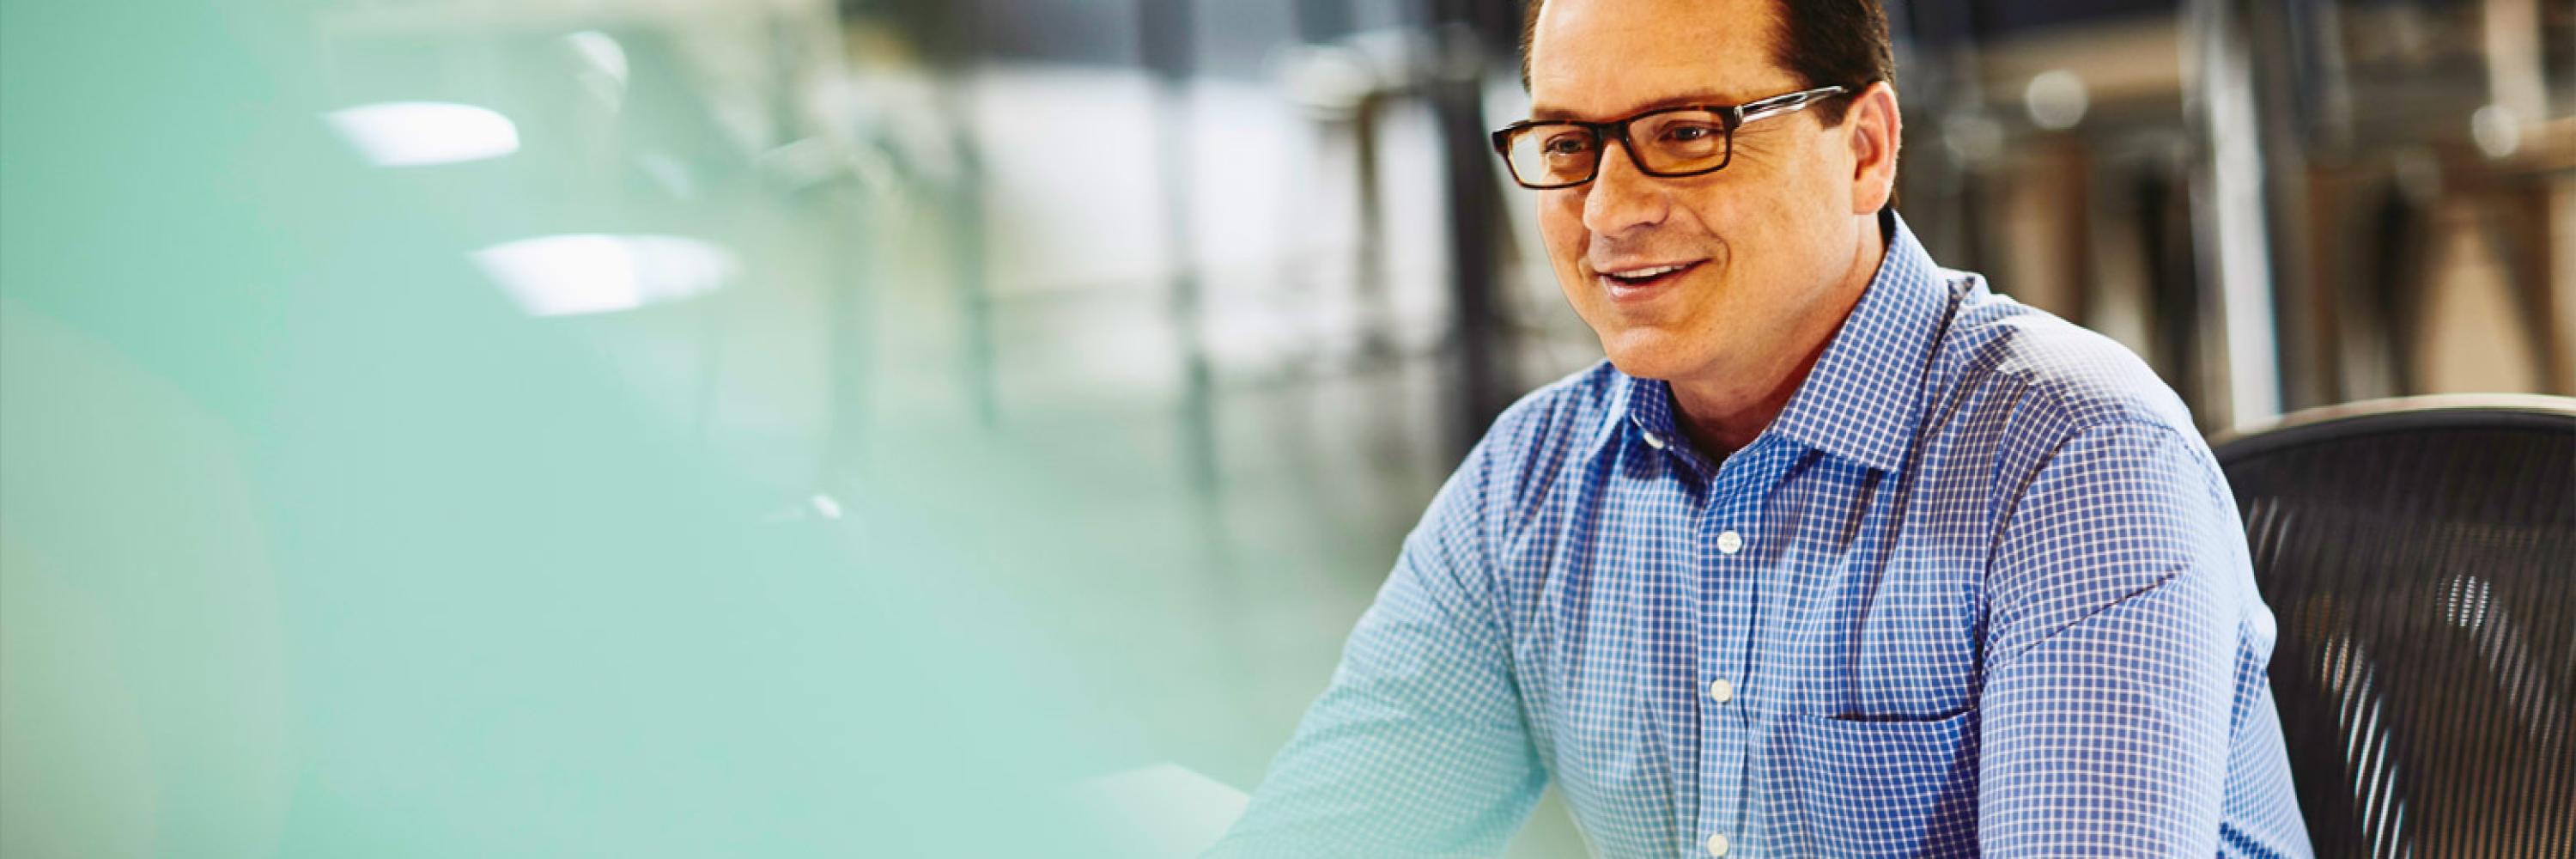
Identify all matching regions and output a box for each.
[1210,0,2313,856]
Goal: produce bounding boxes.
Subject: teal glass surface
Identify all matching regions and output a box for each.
[0,2,1246,855]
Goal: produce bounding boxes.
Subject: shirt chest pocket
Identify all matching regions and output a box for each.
[1748,710,1982,856]
[1748,545,1984,720]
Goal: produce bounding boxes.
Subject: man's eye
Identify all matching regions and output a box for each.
[1542,135,1591,155]
[1661,124,1717,143]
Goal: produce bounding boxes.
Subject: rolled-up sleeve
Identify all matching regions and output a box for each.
[1978,418,2272,856]
[1206,438,1546,858]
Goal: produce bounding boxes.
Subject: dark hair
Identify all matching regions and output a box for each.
[1518,0,1894,125]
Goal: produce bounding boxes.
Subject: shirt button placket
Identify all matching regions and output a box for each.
[1702,454,1761,856]
[1698,486,1755,850]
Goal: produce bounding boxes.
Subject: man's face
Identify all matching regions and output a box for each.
[1528,0,1865,384]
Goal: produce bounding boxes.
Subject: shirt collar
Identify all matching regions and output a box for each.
[1601,210,1952,474]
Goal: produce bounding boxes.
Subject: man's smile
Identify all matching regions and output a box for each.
[1594,259,1707,302]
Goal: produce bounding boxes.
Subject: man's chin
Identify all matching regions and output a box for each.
[1596,335,1708,382]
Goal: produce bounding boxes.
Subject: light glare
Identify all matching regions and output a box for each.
[325,101,519,167]
[471,234,738,317]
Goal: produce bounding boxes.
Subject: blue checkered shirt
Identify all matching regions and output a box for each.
[1211,215,2313,857]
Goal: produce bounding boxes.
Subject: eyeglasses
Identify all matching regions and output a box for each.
[1490,85,1850,189]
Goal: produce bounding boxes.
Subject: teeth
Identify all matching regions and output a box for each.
[1609,264,1686,279]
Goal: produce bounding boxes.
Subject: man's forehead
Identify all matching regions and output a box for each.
[1527,0,1789,119]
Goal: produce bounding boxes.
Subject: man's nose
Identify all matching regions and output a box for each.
[1580,141,1669,238]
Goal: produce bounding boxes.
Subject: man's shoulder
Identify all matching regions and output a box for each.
[1929,274,2200,449]
[1479,358,1625,460]
[1434,359,1627,529]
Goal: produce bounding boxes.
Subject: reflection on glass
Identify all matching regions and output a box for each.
[325,101,519,167]
[471,234,736,317]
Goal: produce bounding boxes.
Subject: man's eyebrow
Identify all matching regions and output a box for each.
[1527,91,1747,121]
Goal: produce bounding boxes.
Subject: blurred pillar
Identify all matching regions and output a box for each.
[890,0,1003,429]
[1139,0,1222,510]
[2183,0,2283,430]
[2250,0,2330,411]
[1425,0,1513,459]
[1886,0,1992,265]
[1139,0,1254,729]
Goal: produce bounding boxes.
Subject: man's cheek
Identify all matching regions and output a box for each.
[1540,227,1590,283]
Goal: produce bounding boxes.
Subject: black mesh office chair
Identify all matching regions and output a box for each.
[2212,396,2576,859]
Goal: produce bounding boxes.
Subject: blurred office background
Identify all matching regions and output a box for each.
[2,0,2568,856]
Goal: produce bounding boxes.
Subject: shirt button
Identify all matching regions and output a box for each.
[1705,832,1729,856]
[1708,678,1733,704]
[1642,431,1667,449]
[1716,530,1743,554]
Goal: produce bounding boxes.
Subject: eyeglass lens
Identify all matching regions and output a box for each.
[1503,109,1730,187]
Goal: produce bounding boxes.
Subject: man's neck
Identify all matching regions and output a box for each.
[1667,219,1889,457]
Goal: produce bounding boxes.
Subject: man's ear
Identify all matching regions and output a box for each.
[1844,82,1901,215]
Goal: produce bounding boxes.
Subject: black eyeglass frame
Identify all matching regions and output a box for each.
[1489,85,1854,189]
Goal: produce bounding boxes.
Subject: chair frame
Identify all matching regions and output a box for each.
[2208,393,2576,463]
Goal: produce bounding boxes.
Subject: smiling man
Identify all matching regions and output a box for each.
[1208,1,2312,856]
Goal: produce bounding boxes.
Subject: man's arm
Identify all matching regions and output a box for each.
[1206,439,1546,857]
[1978,418,2262,856]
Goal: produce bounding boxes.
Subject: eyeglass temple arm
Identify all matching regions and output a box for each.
[1737,85,1852,122]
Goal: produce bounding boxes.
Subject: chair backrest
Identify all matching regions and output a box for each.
[2211,396,2576,859]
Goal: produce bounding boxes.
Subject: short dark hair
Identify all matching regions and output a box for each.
[1518,0,1895,125]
